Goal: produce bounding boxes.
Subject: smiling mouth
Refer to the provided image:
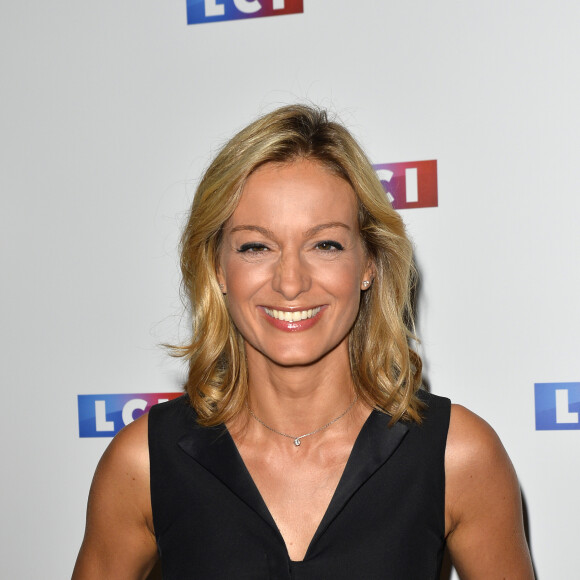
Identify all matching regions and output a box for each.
[264,307,322,322]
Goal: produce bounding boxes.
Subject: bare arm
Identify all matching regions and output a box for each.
[72,414,158,580]
[445,405,534,580]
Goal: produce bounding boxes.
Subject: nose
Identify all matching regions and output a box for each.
[271,249,311,300]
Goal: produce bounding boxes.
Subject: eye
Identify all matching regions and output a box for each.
[237,242,269,253]
[316,240,344,252]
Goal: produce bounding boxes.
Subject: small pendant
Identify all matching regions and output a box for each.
[294,438,301,446]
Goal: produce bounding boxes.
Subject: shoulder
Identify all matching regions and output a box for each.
[96,396,194,481]
[72,414,157,579]
[147,394,197,452]
[444,404,534,578]
[415,390,451,432]
[417,390,450,406]
[87,413,152,537]
[446,403,504,468]
[445,404,515,522]
[97,412,150,489]
[417,390,451,416]
[148,394,193,432]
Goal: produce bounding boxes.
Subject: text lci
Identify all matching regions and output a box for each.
[373,160,438,210]
[187,0,303,25]
[78,393,182,437]
[535,382,580,430]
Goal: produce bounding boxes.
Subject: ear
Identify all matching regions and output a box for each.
[216,265,227,294]
[361,259,376,291]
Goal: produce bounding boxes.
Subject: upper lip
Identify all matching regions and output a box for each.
[261,305,324,311]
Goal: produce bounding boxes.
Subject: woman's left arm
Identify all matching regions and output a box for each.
[445,404,535,579]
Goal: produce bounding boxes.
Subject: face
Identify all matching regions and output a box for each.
[217,159,374,369]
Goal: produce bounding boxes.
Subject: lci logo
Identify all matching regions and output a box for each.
[535,382,580,430]
[374,160,438,210]
[187,0,303,25]
[78,393,182,437]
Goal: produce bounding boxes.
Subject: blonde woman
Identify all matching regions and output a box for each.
[73,105,534,579]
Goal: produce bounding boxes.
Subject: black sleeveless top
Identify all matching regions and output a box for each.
[149,392,450,579]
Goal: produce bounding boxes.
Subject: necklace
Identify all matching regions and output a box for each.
[246,395,359,447]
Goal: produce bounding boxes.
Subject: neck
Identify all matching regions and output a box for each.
[246,394,358,446]
[242,344,358,440]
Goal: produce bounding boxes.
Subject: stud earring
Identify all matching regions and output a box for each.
[362,280,370,288]
[219,283,225,292]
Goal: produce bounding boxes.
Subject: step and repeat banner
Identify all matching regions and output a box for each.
[1,1,578,578]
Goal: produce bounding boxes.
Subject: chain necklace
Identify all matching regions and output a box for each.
[246,395,359,447]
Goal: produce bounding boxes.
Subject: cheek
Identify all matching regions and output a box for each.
[221,258,271,304]
[320,258,364,291]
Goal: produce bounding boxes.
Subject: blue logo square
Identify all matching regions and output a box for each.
[77,393,181,437]
[535,382,580,430]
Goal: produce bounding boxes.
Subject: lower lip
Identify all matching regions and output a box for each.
[260,306,326,332]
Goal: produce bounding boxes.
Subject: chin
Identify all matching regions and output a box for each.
[262,346,335,369]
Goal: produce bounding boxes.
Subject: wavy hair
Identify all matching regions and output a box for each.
[174,104,424,426]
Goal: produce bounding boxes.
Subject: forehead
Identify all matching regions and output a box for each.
[228,159,359,229]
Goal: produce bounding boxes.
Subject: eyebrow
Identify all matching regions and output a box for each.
[228,222,352,238]
[304,222,352,237]
[228,225,275,237]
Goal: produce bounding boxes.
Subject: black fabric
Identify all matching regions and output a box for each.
[149,392,450,579]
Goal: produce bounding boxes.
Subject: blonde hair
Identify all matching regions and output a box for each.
[175,104,423,426]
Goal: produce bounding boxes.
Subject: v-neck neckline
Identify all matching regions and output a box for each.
[177,408,409,562]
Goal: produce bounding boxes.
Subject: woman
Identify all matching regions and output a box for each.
[73,105,534,579]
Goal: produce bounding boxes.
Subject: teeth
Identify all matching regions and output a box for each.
[265,307,321,321]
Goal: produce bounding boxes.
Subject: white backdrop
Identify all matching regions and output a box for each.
[1,1,579,578]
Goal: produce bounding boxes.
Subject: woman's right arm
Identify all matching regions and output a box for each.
[72,413,159,580]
